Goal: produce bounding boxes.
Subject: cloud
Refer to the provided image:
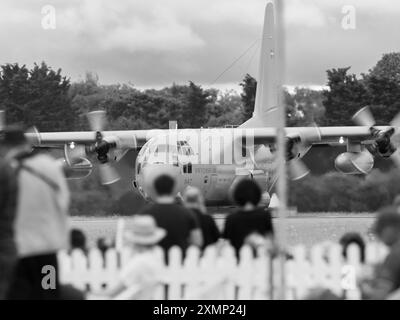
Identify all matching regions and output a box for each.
[0,0,399,89]
[285,0,327,28]
[58,0,205,53]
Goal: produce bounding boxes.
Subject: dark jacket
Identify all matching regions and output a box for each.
[191,208,220,250]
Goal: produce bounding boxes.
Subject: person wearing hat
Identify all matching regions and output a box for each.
[94,215,166,299]
[0,125,30,299]
[359,206,400,299]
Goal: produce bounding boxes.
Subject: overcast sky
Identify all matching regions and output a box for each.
[1,0,399,91]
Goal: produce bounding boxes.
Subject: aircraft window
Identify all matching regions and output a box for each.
[153,144,179,154]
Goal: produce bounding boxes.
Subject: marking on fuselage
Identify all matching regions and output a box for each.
[194,167,217,174]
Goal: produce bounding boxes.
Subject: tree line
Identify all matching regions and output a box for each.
[1,53,400,213]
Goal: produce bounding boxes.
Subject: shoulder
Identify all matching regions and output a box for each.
[254,207,272,217]
[138,203,159,215]
[174,205,194,216]
[225,211,240,223]
[24,153,59,170]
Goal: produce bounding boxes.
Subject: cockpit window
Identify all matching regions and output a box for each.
[177,141,194,156]
[136,139,194,172]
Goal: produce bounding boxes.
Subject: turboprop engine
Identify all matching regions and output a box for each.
[334,151,374,175]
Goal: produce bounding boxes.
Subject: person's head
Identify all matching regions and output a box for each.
[70,229,87,251]
[232,179,261,208]
[373,206,400,247]
[0,125,30,158]
[259,192,271,208]
[96,237,110,252]
[183,186,206,213]
[339,232,366,263]
[153,174,175,197]
[124,215,166,251]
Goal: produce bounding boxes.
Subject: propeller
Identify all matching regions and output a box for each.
[87,110,106,133]
[352,106,400,166]
[86,110,121,185]
[285,123,322,180]
[287,159,310,181]
[352,106,375,128]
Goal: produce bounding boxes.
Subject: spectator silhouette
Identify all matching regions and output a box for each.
[97,237,113,260]
[223,179,274,257]
[7,133,70,300]
[360,206,400,299]
[183,186,219,250]
[0,126,27,299]
[70,229,88,255]
[94,215,166,299]
[136,174,203,257]
[339,232,366,263]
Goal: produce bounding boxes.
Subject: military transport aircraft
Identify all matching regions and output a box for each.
[2,1,400,206]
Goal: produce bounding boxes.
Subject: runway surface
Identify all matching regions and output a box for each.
[70,214,376,248]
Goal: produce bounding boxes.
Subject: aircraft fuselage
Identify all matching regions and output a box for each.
[134,129,278,205]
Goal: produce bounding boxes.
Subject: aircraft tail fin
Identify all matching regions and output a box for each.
[240,1,280,128]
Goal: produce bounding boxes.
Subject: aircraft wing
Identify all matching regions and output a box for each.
[29,126,391,149]
[28,129,164,149]
[251,126,393,146]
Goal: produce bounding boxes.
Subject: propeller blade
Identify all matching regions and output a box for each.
[390,112,400,129]
[99,163,120,185]
[25,126,41,145]
[288,159,310,181]
[0,110,5,131]
[352,106,375,127]
[87,110,106,132]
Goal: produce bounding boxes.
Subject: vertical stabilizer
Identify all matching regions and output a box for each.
[241,1,280,128]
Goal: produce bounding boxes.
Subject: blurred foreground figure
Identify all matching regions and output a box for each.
[360,206,400,299]
[339,232,366,264]
[69,229,88,255]
[137,174,203,256]
[6,132,70,300]
[223,179,274,257]
[183,186,220,250]
[0,126,26,299]
[95,215,166,299]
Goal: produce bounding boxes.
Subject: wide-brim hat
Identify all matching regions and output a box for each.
[124,215,166,245]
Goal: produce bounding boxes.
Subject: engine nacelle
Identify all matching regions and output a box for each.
[59,157,93,180]
[334,151,374,175]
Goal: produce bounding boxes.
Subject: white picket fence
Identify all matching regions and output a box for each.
[57,242,388,300]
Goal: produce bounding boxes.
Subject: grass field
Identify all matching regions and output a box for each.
[70,213,377,248]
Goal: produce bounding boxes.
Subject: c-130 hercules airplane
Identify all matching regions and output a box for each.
[2,1,400,206]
